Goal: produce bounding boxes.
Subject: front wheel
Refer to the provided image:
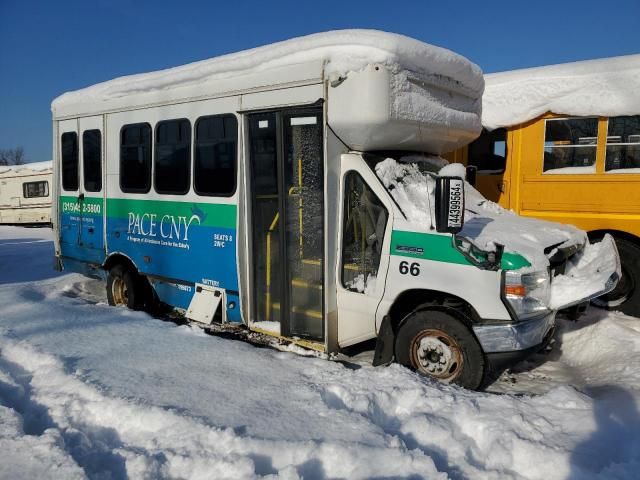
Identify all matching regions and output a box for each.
[395,310,485,390]
[591,237,639,316]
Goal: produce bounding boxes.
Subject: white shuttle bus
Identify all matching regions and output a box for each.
[51,31,620,389]
[0,161,52,225]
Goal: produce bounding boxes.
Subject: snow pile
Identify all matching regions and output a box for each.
[0,160,52,175]
[549,234,620,309]
[483,54,640,129]
[375,158,586,269]
[1,226,640,478]
[52,29,483,109]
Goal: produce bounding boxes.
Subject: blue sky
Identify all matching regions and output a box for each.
[1,0,638,161]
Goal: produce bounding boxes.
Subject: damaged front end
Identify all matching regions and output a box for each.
[548,234,621,311]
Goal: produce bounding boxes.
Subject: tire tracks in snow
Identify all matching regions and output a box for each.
[0,337,444,479]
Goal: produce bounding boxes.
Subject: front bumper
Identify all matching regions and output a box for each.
[472,311,556,353]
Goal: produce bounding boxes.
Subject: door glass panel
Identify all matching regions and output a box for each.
[284,112,324,339]
[249,113,281,327]
[61,132,79,191]
[83,129,102,192]
[342,172,388,294]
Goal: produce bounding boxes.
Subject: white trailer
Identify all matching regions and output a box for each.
[0,161,52,225]
[51,30,619,389]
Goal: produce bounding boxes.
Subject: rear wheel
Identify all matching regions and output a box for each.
[395,310,485,390]
[106,264,144,310]
[591,237,640,316]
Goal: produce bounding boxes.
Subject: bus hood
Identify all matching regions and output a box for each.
[461,195,620,309]
[460,184,588,270]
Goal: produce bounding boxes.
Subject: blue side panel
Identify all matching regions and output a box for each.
[106,218,239,292]
[59,197,106,265]
[104,200,241,322]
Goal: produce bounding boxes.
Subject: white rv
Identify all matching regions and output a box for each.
[51,30,619,389]
[0,161,52,225]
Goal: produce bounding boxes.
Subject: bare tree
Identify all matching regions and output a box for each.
[0,147,26,165]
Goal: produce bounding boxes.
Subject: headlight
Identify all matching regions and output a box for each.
[503,270,550,319]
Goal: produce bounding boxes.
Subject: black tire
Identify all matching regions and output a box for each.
[395,310,485,390]
[106,264,144,310]
[591,237,640,316]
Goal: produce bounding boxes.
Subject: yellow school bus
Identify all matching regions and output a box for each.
[448,55,640,316]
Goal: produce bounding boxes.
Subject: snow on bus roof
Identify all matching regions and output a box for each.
[52,29,483,112]
[483,54,640,130]
[0,160,52,175]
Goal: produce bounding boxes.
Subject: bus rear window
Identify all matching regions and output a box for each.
[194,115,237,196]
[120,123,152,193]
[61,132,78,191]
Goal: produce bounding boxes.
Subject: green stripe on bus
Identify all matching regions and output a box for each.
[60,196,237,228]
[106,198,237,229]
[390,230,530,270]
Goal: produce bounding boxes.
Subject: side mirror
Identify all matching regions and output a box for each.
[435,176,465,234]
[466,165,477,187]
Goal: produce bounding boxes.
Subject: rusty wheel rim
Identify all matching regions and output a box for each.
[111,277,128,306]
[410,329,464,382]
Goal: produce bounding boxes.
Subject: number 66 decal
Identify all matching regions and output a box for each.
[399,261,420,276]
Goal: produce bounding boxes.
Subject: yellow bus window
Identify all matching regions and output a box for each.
[605,115,640,173]
[543,118,598,174]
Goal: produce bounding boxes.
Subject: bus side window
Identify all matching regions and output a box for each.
[61,132,79,191]
[120,123,152,193]
[543,118,598,173]
[467,128,507,174]
[605,115,640,173]
[83,129,102,192]
[154,119,191,195]
[341,172,388,294]
[194,115,238,196]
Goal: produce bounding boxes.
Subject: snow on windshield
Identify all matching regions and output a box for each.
[374,158,586,269]
[483,54,640,130]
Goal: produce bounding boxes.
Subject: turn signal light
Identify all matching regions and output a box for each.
[505,284,526,297]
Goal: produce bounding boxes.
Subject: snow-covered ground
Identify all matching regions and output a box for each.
[1,226,639,479]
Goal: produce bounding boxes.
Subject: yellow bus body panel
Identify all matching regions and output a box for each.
[448,113,640,240]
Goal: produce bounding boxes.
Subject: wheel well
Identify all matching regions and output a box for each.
[588,229,640,247]
[386,289,481,332]
[103,253,138,274]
